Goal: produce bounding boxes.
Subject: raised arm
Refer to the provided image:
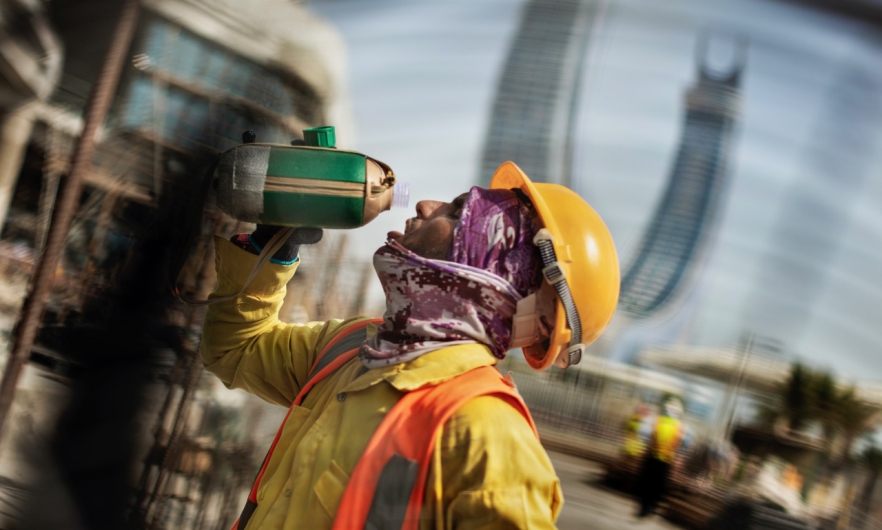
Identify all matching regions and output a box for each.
[199,236,352,407]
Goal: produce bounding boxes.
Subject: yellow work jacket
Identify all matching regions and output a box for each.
[200,237,563,529]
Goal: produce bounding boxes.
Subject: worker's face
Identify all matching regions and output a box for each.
[387,193,468,260]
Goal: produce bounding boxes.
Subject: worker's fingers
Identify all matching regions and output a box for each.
[292,227,323,245]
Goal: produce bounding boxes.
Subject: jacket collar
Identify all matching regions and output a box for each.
[342,327,497,394]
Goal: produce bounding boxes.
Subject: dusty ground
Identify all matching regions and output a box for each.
[550,450,682,530]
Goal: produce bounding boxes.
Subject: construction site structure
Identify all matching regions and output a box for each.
[0,1,370,529]
[0,0,63,240]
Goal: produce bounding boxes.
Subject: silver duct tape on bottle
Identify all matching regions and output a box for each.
[216,145,270,223]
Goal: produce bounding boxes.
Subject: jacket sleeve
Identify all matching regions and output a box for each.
[430,395,563,529]
[199,236,353,407]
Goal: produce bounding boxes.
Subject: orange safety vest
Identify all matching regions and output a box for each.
[232,319,537,530]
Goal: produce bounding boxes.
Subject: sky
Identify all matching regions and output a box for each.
[310,0,882,382]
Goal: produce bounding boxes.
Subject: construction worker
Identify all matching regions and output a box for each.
[200,162,620,529]
[622,404,652,458]
[635,396,687,519]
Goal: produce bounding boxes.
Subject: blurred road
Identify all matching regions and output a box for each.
[548,450,682,530]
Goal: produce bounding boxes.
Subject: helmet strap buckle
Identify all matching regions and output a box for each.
[541,262,566,286]
[555,343,585,369]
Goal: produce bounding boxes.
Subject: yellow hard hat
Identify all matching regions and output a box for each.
[490,162,620,370]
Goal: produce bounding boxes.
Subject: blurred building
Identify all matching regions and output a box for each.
[639,342,882,426]
[1,0,351,253]
[0,0,62,247]
[639,341,882,528]
[498,353,687,461]
[0,1,62,108]
[0,1,355,528]
[0,0,356,314]
[479,0,597,186]
[480,0,745,366]
[618,41,744,318]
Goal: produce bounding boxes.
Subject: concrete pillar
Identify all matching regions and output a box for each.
[0,102,37,235]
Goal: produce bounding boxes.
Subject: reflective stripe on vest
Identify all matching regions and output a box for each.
[232,318,381,530]
[651,416,683,463]
[331,365,537,530]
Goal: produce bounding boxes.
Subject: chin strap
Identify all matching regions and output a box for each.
[510,294,539,350]
[511,228,584,367]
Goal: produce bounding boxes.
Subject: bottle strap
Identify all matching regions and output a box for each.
[175,226,296,306]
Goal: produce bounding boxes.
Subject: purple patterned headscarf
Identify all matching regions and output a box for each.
[449,187,543,296]
[359,188,543,368]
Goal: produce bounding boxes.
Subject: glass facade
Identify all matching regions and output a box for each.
[119,17,322,153]
[619,75,739,317]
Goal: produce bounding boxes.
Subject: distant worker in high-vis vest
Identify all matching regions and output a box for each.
[622,404,652,458]
[635,397,688,519]
[200,161,620,529]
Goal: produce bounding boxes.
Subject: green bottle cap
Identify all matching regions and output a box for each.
[303,126,336,148]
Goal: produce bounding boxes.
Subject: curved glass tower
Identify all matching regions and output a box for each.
[619,44,744,317]
[479,0,596,186]
[482,4,745,320]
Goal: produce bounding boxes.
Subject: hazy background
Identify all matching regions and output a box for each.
[312,0,882,380]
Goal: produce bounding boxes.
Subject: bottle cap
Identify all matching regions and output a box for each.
[392,182,410,208]
[303,126,336,148]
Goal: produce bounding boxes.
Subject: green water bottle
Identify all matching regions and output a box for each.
[214,126,409,228]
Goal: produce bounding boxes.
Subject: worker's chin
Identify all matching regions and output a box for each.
[387,230,403,241]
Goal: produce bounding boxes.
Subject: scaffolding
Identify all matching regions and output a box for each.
[0,1,359,528]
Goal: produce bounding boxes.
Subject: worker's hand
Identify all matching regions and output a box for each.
[253,225,323,246]
[232,225,323,263]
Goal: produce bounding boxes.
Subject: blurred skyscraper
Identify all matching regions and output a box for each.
[480,0,743,321]
[479,0,598,186]
[618,41,744,317]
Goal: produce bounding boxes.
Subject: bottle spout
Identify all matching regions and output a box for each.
[391,182,410,209]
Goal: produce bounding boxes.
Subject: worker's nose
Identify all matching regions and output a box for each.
[415,200,444,220]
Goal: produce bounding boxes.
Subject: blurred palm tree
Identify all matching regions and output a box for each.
[756,363,880,515]
[755,362,816,434]
[755,363,877,461]
[813,371,839,453]
[835,388,876,465]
